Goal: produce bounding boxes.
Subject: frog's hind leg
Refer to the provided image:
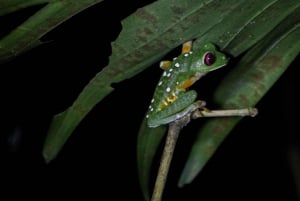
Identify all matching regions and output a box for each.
[181,40,193,54]
[156,98,206,126]
[147,90,205,127]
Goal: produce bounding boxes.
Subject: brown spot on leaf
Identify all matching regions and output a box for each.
[202,144,216,156]
[106,67,122,76]
[72,103,90,117]
[114,45,127,55]
[251,69,265,83]
[143,27,154,35]
[133,51,144,58]
[211,118,233,133]
[258,56,282,73]
[248,69,268,95]
[171,6,185,14]
[253,73,268,93]
[135,8,158,23]
[142,43,166,52]
[238,94,250,106]
[119,57,136,66]
[136,34,148,42]
[188,15,202,24]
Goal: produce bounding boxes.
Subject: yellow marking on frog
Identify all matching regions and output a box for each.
[179,77,195,90]
[160,61,172,70]
[181,41,193,54]
[158,100,169,110]
[166,92,177,103]
[158,92,178,110]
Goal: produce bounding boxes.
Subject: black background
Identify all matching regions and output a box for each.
[0,1,299,200]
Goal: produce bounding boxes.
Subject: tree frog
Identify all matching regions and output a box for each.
[146,41,228,128]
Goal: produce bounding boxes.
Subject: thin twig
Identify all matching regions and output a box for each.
[151,114,191,201]
[192,107,258,119]
[150,107,257,201]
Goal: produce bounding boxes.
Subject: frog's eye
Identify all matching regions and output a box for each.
[204,52,216,66]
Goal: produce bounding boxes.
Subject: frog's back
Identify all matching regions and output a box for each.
[146,52,196,117]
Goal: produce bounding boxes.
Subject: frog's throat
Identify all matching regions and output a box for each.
[179,72,207,90]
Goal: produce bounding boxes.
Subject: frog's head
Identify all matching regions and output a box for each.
[195,42,228,73]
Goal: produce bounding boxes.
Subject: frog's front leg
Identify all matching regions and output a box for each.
[159,40,193,70]
[160,60,172,70]
[147,90,205,128]
[181,40,193,54]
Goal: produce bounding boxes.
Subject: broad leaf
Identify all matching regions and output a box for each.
[43,0,255,162]
[178,6,300,186]
[0,0,104,62]
[136,0,300,200]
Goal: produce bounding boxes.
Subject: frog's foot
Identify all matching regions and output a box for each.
[168,100,207,127]
[147,100,206,128]
[193,100,206,110]
[200,105,211,113]
[191,100,211,117]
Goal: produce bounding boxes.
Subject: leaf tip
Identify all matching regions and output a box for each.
[42,145,57,164]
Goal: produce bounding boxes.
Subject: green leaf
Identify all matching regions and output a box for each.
[0,0,104,63]
[137,0,300,199]
[194,0,299,56]
[43,0,256,162]
[137,117,167,201]
[178,6,300,186]
[0,0,49,16]
[39,0,299,199]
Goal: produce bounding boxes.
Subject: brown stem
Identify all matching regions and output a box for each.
[151,115,191,201]
[150,107,257,201]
